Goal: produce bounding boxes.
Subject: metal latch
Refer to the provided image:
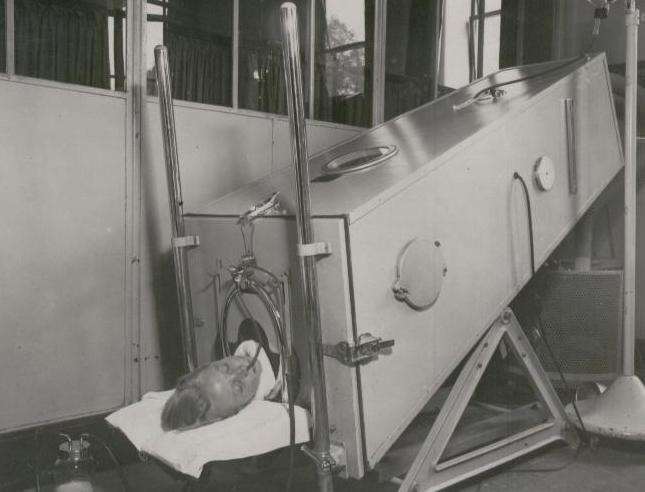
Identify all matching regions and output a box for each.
[323,333,395,366]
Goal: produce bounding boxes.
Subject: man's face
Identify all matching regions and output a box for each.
[197,355,261,419]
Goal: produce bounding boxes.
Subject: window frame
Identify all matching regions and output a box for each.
[0,0,451,127]
[1,0,129,98]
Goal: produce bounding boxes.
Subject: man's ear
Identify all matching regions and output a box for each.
[161,386,211,431]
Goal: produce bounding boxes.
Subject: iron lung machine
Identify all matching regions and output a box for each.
[184,54,623,478]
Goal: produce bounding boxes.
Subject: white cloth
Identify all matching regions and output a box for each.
[106,391,310,478]
[106,343,308,479]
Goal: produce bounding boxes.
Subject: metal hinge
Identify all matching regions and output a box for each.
[323,333,395,366]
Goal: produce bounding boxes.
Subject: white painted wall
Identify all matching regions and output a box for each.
[0,79,128,431]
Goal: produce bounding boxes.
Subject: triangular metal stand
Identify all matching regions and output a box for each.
[398,308,579,491]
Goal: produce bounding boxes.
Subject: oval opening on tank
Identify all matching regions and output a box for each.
[322,144,398,176]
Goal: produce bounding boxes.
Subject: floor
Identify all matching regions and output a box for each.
[7,344,645,491]
[16,437,645,491]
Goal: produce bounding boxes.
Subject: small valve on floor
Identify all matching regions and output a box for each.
[53,434,94,492]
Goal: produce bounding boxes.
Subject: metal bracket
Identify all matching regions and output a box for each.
[238,191,282,224]
[301,444,338,473]
[323,333,395,366]
[297,242,332,257]
[171,235,200,249]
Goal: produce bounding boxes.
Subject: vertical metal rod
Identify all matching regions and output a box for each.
[6,0,15,76]
[622,1,639,376]
[372,0,387,125]
[232,0,240,109]
[468,0,476,82]
[308,0,316,118]
[564,98,578,195]
[279,4,334,492]
[476,0,485,79]
[516,0,526,65]
[153,45,198,373]
[431,0,445,101]
[124,0,145,403]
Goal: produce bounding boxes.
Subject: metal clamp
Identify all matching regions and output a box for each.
[297,242,332,257]
[238,192,282,224]
[323,333,395,366]
[301,445,337,473]
[171,235,200,248]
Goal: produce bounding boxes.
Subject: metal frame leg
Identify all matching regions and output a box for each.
[399,308,579,492]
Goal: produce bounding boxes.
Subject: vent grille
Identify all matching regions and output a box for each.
[523,271,623,381]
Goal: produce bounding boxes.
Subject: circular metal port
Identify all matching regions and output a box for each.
[322,145,398,176]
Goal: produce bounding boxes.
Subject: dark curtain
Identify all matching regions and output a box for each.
[523,0,554,64]
[15,0,111,89]
[238,0,308,115]
[499,0,518,68]
[500,0,554,68]
[256,44,286,114]
[166,31,232,106]
[162,0,232,106]
[0,0,5,72]
[239,41,287,114]
[384,0,438,120]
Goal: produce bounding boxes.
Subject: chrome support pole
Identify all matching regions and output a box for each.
[569,1,645,442]
[279,4,334,492]
[623,0,638,377]
[153,45,198,373]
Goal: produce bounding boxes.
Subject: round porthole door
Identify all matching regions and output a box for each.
[392,238,447,311]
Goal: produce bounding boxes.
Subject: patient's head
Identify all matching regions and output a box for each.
[161,355,261,431]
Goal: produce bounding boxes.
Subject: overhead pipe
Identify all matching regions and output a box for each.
[279,4,335,492]
[154,45,198,373]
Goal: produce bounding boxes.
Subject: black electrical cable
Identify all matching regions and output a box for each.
[512,172,590,444]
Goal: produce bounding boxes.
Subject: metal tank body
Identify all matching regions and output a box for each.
[184,53,623,478]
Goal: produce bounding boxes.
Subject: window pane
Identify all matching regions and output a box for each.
[146,0,233,106]
[15,0,126,90]
[384,0,440,120]
[315,0,374,127]
[0,0,5,72]
[438,0,472,89]
[473,13,501,77]
[238,0,309,115]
